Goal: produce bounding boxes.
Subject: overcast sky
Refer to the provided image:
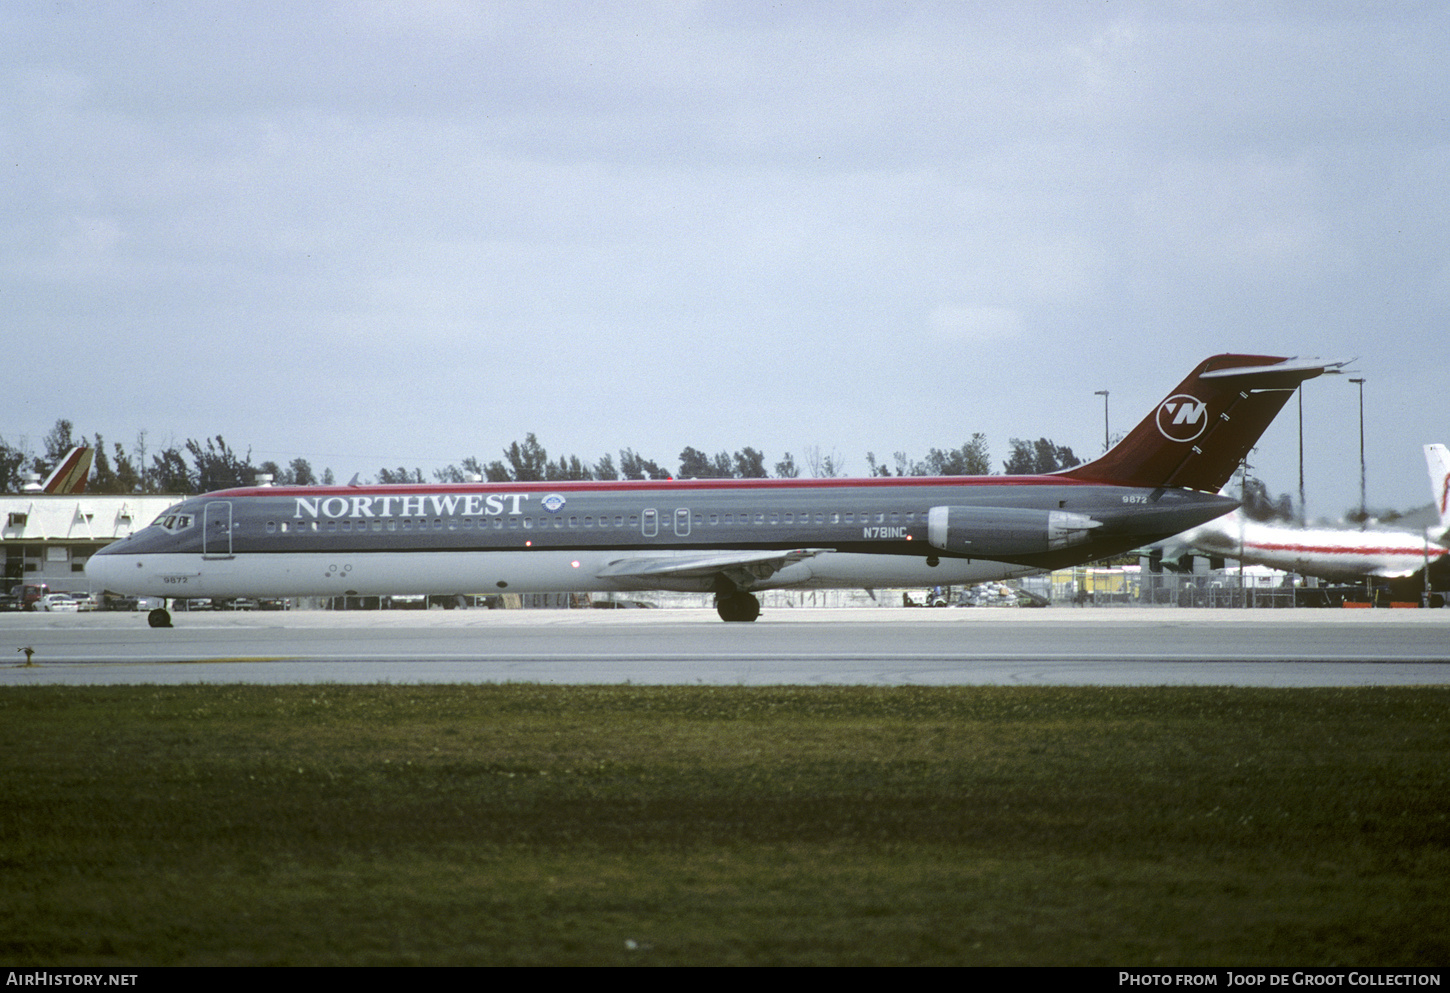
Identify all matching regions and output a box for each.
[4,1,1447,520]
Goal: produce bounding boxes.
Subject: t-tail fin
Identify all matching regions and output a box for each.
[41,446,93,494]
[1059,355,1347,492]
[1425,444,1450,530]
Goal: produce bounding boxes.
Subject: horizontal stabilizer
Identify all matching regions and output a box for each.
[1197,357,1350,381]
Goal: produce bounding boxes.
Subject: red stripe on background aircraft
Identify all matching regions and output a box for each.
[86,354,1343,625]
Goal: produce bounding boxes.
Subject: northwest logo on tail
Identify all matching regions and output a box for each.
[1156,395,1208,442]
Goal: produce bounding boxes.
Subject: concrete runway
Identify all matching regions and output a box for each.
[3,607,1449,686]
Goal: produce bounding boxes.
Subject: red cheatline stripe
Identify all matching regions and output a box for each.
[1246,541,1447,558]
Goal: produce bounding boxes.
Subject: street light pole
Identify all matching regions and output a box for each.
[1349,377,1366,529]
[1297,386,1305,526]
[1094,390,1109,453]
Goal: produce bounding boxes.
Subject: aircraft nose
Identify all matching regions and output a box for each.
[84,549,128,591]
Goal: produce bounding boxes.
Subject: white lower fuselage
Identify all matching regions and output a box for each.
[94,548,1037,600]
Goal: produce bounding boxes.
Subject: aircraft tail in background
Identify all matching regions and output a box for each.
[39,447,93,494]
[1059,355,1348,493]
[1426,444,1450,532]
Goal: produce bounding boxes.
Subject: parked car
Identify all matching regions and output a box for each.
[9,583,50,611]
[36,593,80,612]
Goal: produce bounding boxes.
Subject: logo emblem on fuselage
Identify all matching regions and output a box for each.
[1156,394,1209,442]
[541,493,567,514]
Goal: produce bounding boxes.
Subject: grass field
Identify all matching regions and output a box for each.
[1,684,1446,966]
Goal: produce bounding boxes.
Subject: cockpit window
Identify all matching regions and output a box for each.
[152,512,196,533]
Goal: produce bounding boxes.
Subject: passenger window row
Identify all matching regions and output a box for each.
[264,510,918,535]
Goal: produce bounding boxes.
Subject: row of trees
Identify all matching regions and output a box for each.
[0,421,333,496]
[2,419,1084,495]
[416,435,1081,484]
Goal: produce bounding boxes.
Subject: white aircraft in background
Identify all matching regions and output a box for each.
[1174,444,1450,585]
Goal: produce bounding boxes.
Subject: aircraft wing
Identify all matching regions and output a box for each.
[597,548,833,588]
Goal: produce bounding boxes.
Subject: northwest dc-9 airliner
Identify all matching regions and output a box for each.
[87,354,1343,626]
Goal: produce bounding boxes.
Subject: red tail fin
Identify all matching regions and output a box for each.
[1060,355,1345,492]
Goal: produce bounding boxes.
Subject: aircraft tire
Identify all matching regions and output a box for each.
[147,608,172,629]
[716,592,761,622]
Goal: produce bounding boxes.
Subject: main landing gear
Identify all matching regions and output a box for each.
[715,591,761,623]
[148,607,172,628]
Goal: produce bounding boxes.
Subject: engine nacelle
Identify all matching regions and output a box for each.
[926,506,1102,558]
